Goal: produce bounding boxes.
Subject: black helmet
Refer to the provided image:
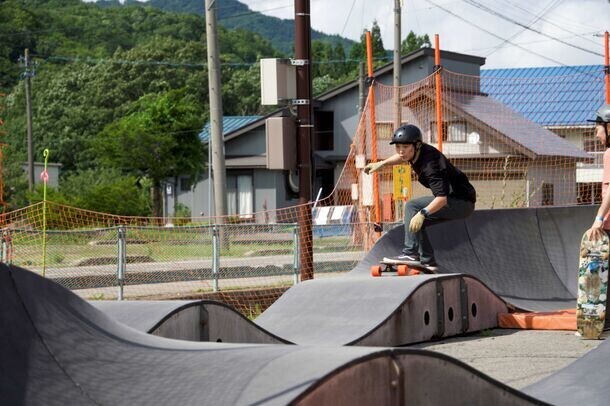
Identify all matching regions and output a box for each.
[390,124,422,145]
[588,104,610,123]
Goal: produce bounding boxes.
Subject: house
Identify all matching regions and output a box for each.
[20,162,61,188]
[170,48,594,220]
[480,65,606,204]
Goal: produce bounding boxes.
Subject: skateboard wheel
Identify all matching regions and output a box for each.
[397,265,408,276]
[371,265,382,277]
[408,269,421,276]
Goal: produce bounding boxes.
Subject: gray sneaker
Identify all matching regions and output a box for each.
[383,254,420,264]
[420,261,439,273]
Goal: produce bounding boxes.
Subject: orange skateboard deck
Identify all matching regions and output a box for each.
[370,259,436,277]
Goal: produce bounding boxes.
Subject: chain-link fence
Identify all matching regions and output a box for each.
[1,202,365,314]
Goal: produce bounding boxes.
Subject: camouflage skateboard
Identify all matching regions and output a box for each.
[577,230,609,339]
[371,259,437,277]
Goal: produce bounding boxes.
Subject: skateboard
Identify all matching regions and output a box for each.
[371,259,437,277]
[577,230,609,339]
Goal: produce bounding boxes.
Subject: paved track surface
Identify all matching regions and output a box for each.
[362,205,596,311]
[524,336,610,405]
[4,205,607,404]
[94,206,595,346]
[0,263,544,405]
[257,205,596,343]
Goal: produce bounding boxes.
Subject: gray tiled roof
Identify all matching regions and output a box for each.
[448,92,591,160]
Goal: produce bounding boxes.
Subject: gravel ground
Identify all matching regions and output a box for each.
[410,328,605,389]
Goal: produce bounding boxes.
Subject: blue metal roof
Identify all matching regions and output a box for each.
[481,65,605,126]
[199,116,263,143]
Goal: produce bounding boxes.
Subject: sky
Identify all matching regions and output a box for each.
[240,0,610,69]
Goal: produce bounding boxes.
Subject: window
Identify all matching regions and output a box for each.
[375,122,394,142]
[583,134,603,152]
[541,183,554,206]
[578,183,602,205]
[227,174,253,219]
[180,177,191,192]
[430,121,467,143]
[314,111,334,151]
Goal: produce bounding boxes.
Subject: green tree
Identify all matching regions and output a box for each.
[348,20,387,67]
[94,89,205,217]
[222,64,267,116]
[60,168,151,216]
[401,31,431,55]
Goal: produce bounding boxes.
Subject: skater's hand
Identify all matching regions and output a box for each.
[409,212,425,233]
[364,161,384,174]
[587,221,604,241]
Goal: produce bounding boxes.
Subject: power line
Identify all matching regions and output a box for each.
[29,53,390,69]
[424,0,580,67]
[500,0,601,48]
[502,0,594,33]
[340,0,358,38]
[484,0,562,57]
[0,28,59,38]
[218,4,293,22]
[463,0,603,57]
[463,31,601,53]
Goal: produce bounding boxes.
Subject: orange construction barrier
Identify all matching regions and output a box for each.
[498,309,576,331]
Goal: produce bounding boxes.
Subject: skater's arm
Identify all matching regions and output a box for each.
[588,191,610,240]
[423,196,447,215]
[363,154,405,174]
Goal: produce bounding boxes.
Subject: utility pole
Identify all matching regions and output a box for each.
[393,0,401,130]
[294,0,314,281]
[205,0,227,222]
[358,62,366,114]
[0,93,6,211]
[23,49,35,192]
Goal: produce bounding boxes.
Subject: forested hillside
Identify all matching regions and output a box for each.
[0,0,282,215]
[97,0,356,54]
[0,0,429,215]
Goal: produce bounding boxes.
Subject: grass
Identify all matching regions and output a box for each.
[245,303,262,320]
[88,293,106,300]
[479,329,494,337]
[11,232,357,268]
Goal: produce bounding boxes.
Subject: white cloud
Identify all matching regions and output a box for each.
[241,0,610,68]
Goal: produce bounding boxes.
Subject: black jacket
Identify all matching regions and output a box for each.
[411,143,476,203]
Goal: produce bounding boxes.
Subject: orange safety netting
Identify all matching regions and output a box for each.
[342,68,605,231]
[0,67,605,315]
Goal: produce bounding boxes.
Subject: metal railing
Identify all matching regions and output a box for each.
[1,222,364,301]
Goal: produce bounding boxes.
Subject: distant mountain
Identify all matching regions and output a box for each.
[96,0,356,55]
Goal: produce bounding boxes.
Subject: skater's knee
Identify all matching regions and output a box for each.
[405,200,419,212]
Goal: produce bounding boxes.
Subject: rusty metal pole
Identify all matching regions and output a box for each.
[604,31,610,104]
[366,32,381,236]
[295,0,314,281]
[24,49,35,192]
[434,34,444,152]
[393,0,402,130]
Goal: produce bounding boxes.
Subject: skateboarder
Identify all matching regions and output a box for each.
[587,104,610,241]
[364,124,476,271]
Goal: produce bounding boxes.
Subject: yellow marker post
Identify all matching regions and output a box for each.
[41,149,49,277]
[393,165,412,221]
[393,165,411,200]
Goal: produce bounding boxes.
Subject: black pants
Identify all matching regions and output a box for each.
[403,196,475,263]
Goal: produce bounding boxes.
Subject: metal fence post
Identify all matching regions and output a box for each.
[293,224,300,284]
[117,225,126,301]
[2,230,11,265]
[212,224,219,292]
[0,234,5,264]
